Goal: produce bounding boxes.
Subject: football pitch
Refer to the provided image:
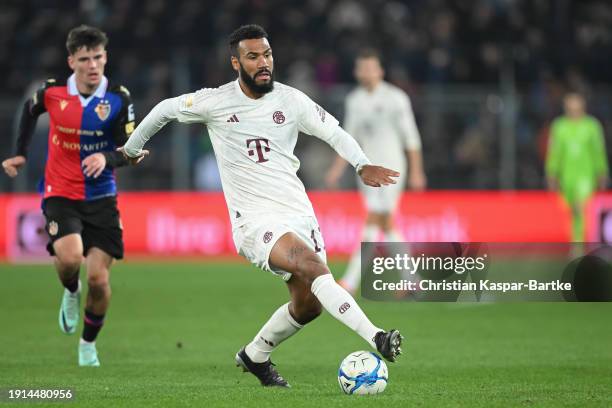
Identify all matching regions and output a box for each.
[1,261,611,407]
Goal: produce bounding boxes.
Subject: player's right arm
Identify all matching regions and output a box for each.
[2,79,51,177]
[120,91,208,161]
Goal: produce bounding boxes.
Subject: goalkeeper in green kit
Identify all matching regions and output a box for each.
[546,92,609,241]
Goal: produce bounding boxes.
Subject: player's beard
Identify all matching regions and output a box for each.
[239,63,274,95]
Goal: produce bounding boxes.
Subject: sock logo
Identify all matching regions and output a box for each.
[260,336,275,347]
[263,231,273,243]
[338,302,351,314]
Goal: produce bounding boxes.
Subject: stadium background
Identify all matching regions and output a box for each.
[1,1,612,407]
[2,0,612,258]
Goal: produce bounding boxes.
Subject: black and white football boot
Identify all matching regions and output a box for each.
[235,347,291,388]
[374,329,403,362]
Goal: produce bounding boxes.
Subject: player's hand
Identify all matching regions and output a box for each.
[409,170,427,191]
[82,153,107,178]
[2,155,26,178]
[117,146,149,165]
[358,165,400,187]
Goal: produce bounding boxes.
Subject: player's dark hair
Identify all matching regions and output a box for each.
[228,24,268,57]
[66,25,108,55]
[357,48,382,62]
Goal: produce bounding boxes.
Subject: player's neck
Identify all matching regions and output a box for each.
[364,81,382,93]
[238,78,264,100]
[75,80,98,96]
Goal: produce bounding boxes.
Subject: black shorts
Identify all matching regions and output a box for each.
[42,196,124,260]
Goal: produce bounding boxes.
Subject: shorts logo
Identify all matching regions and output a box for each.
[339,302,351,314]
[48,221,59,236]
[263,231,273,243]
[94,100,111,121]
[273,111,285,124]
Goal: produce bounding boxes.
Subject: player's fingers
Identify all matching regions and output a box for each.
[93,164,104,178]
[385,169,400,177]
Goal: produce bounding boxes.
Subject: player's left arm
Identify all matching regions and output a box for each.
[592,118,609,190]
[395,92,426,191]
[82,86,147,178]
[295,90,398,187]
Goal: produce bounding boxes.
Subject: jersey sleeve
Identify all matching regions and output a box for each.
[174,88,213,124]
[294,89,370,170]
[545,119,562,178]
[103,85,136,168]
[393,92,422,150]
[592,118,609,177]
[295,89,340,140]
[122,89,212,158]
[112,85,136,145]
[15,79,52,157]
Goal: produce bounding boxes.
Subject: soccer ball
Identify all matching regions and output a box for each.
[337,351,388,395]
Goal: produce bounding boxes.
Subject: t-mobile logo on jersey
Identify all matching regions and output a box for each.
[246,138,271,163]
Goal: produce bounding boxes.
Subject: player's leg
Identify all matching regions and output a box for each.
[237,277,321,387]
[270,232,402,362]
[244,274,322,362]
[77,196,123,367]
[44,197,85,335]
[53,234,84,335]
[78,247,113,367]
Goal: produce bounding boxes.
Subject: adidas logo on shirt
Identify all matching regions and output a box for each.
[226,114,239,123]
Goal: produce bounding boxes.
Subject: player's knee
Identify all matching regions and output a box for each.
[296,254,330,284]
[56,251,83,271]
[87,272,110,295]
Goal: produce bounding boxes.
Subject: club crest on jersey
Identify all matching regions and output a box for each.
[273,111,285,124]
[94,100,111,121]
[48,221,59,236]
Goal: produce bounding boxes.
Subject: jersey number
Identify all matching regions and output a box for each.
[311,228,322,253]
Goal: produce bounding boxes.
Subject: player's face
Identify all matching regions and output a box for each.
[68,45,107,91]
[232,38,274,95]
[354,57,384,89]
[564,94,586,118]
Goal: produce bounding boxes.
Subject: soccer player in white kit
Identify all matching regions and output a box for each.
[326,49,426,295]
[120,25,403,387]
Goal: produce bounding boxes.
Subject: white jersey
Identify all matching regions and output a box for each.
[344,81,422,170]
[124,80,371,228]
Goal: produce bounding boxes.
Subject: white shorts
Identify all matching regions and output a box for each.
[232,215,327,281]
[358,175,405,213]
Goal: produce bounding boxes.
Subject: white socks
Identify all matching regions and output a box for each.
[245,303,303,363]
[311,274,381,348]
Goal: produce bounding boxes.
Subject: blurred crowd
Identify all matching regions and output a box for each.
[1,0,612,190]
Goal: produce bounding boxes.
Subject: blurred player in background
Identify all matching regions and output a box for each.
[121,24,403,387]
[2,25,146,366]
[546,92,608,242]
[326,49,426,294]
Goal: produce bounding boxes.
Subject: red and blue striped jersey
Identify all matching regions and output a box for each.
[17,75,135,201]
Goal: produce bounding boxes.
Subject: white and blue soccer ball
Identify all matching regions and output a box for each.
[338,351,388,395]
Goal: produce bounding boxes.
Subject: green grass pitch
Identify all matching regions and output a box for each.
[1,261,611,407]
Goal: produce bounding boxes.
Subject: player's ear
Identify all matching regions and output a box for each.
[67,55,75,70]
[231,56,240,72]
